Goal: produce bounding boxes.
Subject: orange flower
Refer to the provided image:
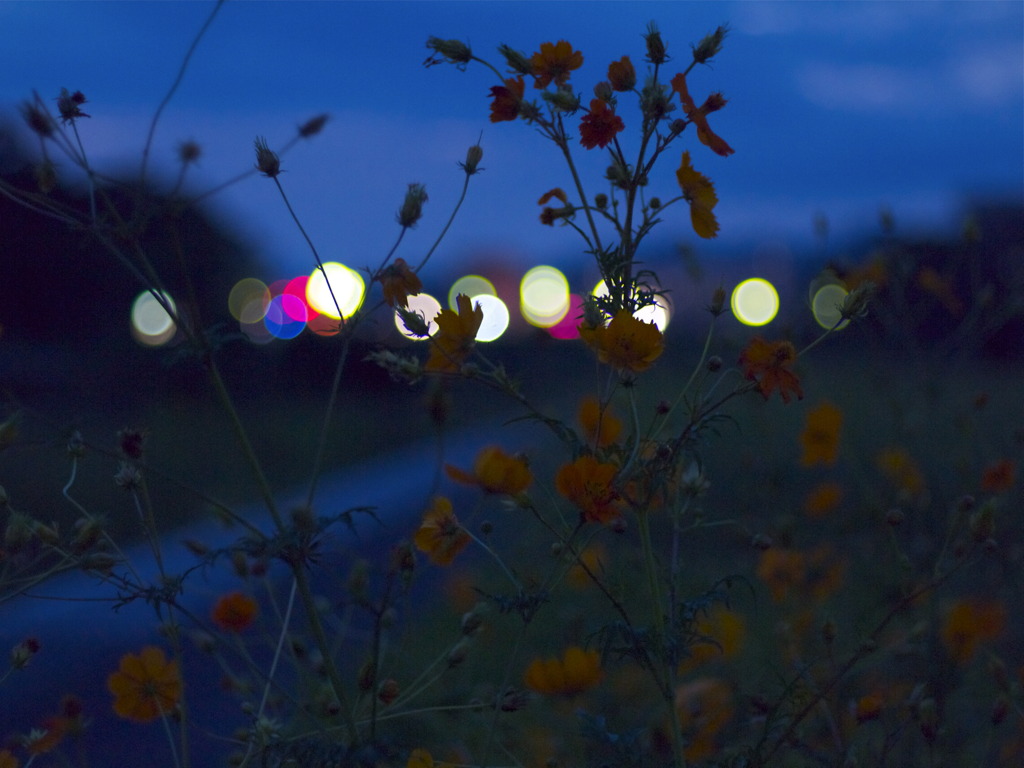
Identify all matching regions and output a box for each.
[855,692,885,723]
[578,310,664,373]
[803,481,843,518]
[876,447,926,498]
[106,646,182,723]
[445,445,532,495]
[529,40,583,88]
[413,496,470,566]
[756,548,805,602]
[211,591,259,633]
[425,294,483,373]
[981,459,1016,493]
[607,55,636,92]
[800,401,843,466]
[680,606,746,673]
[0,750,18,768]
[579,99,624,149]
[524,646,602,696]
[407,748,454,768]
[739,337,804,403]
[567,543,607,589]
[675,678,734,761]
[669,72,734,157]
[578,395,622,448]
[378,258,422,308]
[675,150,720,239]
[489,76,525,123]
[555,454,620,523]
[941,598,1007,664]
[25,716,66,755]
[537,187,568,205]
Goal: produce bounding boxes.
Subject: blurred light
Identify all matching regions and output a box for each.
[283,275,312,321]
[811,283,850,330]
[449,275,495,309]
[228,278,270,323]
[240,319,273,344]
[520,265,570,327]
[547,294,584,339]
[591,280,672,331]
[307,313,340,336]
[307,262,365,319]
[396,293,441,340]
[731,278,779,326]
[131,290,177,347]
[473,295,509,342]
[263,294,306,339]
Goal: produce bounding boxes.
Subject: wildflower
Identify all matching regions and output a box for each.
[669,72,734,157]
[56,88,89,124]
[460,141,484,175]
[555,454,620,523]
[756,548,805,602]
[425,294,483,373]
[537,188,568,206]
[445,445,532,495]
[211,591,259,633]
[579,99,625,149]
[680,606,746,672]
[675,151,720,239]
[607,55,636,91]
[981,459,1015,493]
[524,646,602,696]
[675,678,734,761]
[941,598,1006,664]
[413,496,471,566]
[643,22,668,65]
[397,183,428,228]
[692,25,729,65]
[803,481,843,518]
[739,337,804,403]
[253,136,280,177]
[377,258,423,308]
[106,646,183,723]
[578,310,664,373]
[578,395,622,448]
[497,43,534,76]
[530,40,583,88]
[408,748,454,768]
[799,401,843,466]
[567,543,607,588]
[489,76,525,122]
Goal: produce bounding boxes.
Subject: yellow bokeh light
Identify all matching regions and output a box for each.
[473,294,509,342]
[131,290,176,347]
[591,280,672,331]
[811,283,850,330]
[307,263,365,319]
[449,275,495,309]
[520,265,570,327]
[228,278,269,323]
[731,278,779,326]
[395,293,441,340]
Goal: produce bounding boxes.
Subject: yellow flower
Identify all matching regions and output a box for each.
[413,496,471,566]
[445,445,532,495]
[407,748,453,768]
[524,646,602,696]
[0,749,18,768]
[425,294,483,373]
[578,310,664,373]
[738,337,803,403]
[529,40,583,88]
[675,150,719,238]
[800,401,843,466]
[679,606,746,673]
[377,257,422,308]
[578,395,622,448]
[942,598,1006,664]
[555,454,620,523]
[803,481,843,518]
[106,646,182,723]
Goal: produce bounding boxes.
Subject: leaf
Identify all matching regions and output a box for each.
[675,151,719,239]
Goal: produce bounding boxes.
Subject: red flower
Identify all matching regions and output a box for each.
[489,76,525,123]
[669,72,734,157]
[739,337,803,403]
[579,99,625,149]
[211,591,259,633]
[530,41,583,88]
[607,56,636,92]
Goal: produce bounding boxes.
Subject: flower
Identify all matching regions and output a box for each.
[56,88,90,124]
[529,40,583,88]
[555,454,620,523]
[607,56,636,92]
[425,294,484,373]
[679,606,746,673]
[378,258,423,308]
[855,692,885,723]
[211,591,259,633]
[489,76,525,122]
[669,72,734,157]
[537,187,568,206]
[578,310,664,373]
[675,678,734,761]
[756,549,805,602]
[941,598,1007,664]
[407,748,454,768]
[675,151,720,239]
[413,496,471,566]
[579,99,625,149]
[800,401,843,466]
[578,395,622,448]
[876,447,926,499]
[803,481,843,518]
[445,445,532,495]
[107,646,183,723]
[981,459,1016,493]
[524,646,602,696]
[739,337,804,403]
[24,717,65,755]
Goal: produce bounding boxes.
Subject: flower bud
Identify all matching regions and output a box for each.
[357,659,376,692]
[397,183,428,228]
[80,552,120,574]
[593,193,608,209]
[607,56,636,92]
[447,638,471,667]
[706,355,723,372]
[298,113,329,138]
[692,25,729,65]
[113,461,143,491]
[253,136,280,177]
[543,88,580,113]
[425,37,472,67]
[10,637,40,670]
[4,512,34,552]
[177,140,201,165]
[643,22,668,64]
[70,517,103,554]
[396,306,431,338]
[56,88,90,124]
[377,678,400,706]
[593,81,613,102]
[649,197,661,210]
[707,285,727,316]
[20,100,55,137]
[461,142,484,175]
[497,44,534,76]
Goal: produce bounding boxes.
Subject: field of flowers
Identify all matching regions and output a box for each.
[1,7,1021,768]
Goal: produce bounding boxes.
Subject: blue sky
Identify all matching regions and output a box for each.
[3,1,1022,285]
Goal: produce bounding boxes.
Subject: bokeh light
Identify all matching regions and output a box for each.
[307,262,365,319]
[473,294,509,342]
[263,294,306,339]
[449,275,495,309]
[547,294,585,339]
[395,293,441,340]
[811,283,850,330]
[520,265,570,327]
[591,280,672,331]
[131,290,176,347]
[731,278,779,326]
[228,277,270,324]
[283,275,312,321]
